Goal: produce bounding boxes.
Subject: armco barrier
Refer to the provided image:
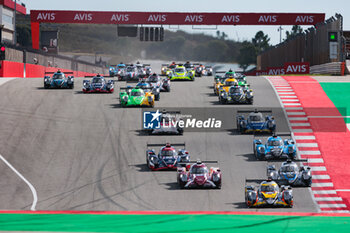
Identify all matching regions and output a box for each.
[310,62,345,75]
[0,61,24,77]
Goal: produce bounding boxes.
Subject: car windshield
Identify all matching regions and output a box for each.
[92,78,103,83]
[184,63,192,68]
[225,81,237,86]
[127,67,135,72]
[148,76,159,82]
[260,184,278,192]
[131,91,143,96]
[229,87,241,94]
[280,165,297,172]
[191,166,208,174]
[169,65,176,69]
[225,73,234,78]
[249,114,263,122]
[160,150,176,157]
[267,139,282,146]
[175,68,185,73]
[52,74,64,79]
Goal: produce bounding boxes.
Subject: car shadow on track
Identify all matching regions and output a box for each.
[130,163,150,172]
[231,202,248,209]
[236,153,258,162]
[204,92,217,97]
[162,182,179,190]
[226,129,241,135]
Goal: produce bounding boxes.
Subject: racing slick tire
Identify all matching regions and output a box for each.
[219,97,226,104]
[166,86,171,92]
[177,127,184,135]
[68,84,74,89]
[155,94,160,101]
[44,83,50,89]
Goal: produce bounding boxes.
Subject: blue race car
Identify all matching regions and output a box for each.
[253,133,296,160]
[44,70,74,89]
[135,79,160,101]
[82,74,114,93]
[237,110,276,134]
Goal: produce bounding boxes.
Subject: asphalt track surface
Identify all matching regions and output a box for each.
[0,62,317,212]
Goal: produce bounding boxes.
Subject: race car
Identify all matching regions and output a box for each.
[145,73,171,92]
[253,133,297,160]
[219,85,254,104]
[195,64,206,77]
[135,62,150,78]
[177,160,222,189]
[205,66,213,76]
[161,64,169,76]
[145,110,184,135]
[234,72,248,85]
[146,143,189,170]
[119,86,155,107]
[135,79,160,101]
[236,110,276,134]
[214,77,238,95]
[114,63,127,80]
[82,75,114,93]
[161,62,177,76]
[44,70,74,89]
[245,179,293,208]
[267,159,312,187]
[168,65,195,81]
[125,65,142,81]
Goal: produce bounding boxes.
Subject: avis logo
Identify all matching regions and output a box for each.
[143,110,162,129]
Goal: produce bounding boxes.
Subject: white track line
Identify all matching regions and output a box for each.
[297,143,318,147]
[0,154,37,211]
[299,150,321,155]
[308,158,324,163]
[309,166,327,171]
[315,197,343,201]
[313,175,330,179]
[313,190,337,195]
[295,135,315,140]
[312,182,334,187]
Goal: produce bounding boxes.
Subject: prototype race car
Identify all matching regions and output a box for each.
[267,159,312,187]
[177,160,222,189]
[145,73,171,92]
[235,73,247,85]
[236,110,276,134]
[82,75,114,93]
[136,79,160,101]
[245,179,293,208]
[119,86,155,107]
[161,62,177,76]
[219,85,254,104]
[195,65,204,77]
[253,133,297,160]
[146,143,189,170]
[44,70,74,89]
[125,65,142,81]
[109,63,126,78]
[145,110,184,135]
[214,77,238,95]
[205,66,213,76]
[168,65,195,81]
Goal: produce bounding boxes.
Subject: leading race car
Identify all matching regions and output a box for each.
[119,86,155,107]
[135,79,160,101]
[267,159,312,187]
[168,65,195,81]
[245,179,293,208]
[177,160,222,189]
[82,74,114,93]
[145,73,171,92]
[253,133,297,160]
[44,70,74,89]
[145,110,184,135]
[236,110,276,134]
[219,85,254,104]
[146,143,189,171]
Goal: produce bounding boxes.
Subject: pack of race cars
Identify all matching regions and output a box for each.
[42,61,311,208]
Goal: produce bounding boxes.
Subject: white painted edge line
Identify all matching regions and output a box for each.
[278,92,296,94]
[292,123,311,127]
[321,210,350,213]
[313,175,330,179]
[295,136,316,140]
[282,99,301,102]
[287,112,306,115]
[335,189,350,192]
[297,142,318,147]
[299,150,321,155]
[309,166,327,171]
[319,204,347,208]
[307,158,324,163]
[285,107,304,110]
[312,182,334,187]
[0,154,37,211]
[283,103,302,106]
[315,197,343,201]
[289,117,308,121]
[292,129,313,133]
[313,190,337,194]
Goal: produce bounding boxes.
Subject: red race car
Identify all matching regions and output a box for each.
[177,160,222,189]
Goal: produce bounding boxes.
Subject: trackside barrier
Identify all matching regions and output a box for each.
[0,61,98,78]
[310,62,345,76]
[0,61,24,77]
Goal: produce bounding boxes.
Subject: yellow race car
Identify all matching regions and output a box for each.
[215,77,238,95]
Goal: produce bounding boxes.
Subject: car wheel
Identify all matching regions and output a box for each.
[166,86,171,92]
[155,94,160,101]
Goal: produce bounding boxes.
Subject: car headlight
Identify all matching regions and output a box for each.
[148,96,154,102]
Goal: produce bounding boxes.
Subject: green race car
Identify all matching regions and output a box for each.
[119,86,155,107]
[168,65,195,81]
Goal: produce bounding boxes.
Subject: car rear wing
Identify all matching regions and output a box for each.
[45,71,74,74]
[253,132,292,139]
[126,79,139,83]
[266,159,308,163]
[214,71,226,74]
[143,64,151,67]
[237,109,273,114]
[147,143,186,148]
[161,64,169,66]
